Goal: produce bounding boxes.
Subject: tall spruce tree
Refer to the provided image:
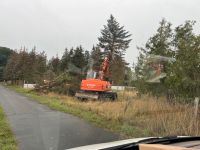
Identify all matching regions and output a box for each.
[98,15,132,59]
[98,15,132,84]
[4,51,18,81]
[145,18,174,56]
[60,48,69,71]
[0,47,13,80]
[71,46,85,70]
[135,19,174,94]
[84,50,90,67]
[48,55,60,75]
[91,45,102,72]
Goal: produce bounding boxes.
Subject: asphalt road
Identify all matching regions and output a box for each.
[0,85,119,150]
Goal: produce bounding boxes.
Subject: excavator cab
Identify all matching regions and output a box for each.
[86,70,97,79]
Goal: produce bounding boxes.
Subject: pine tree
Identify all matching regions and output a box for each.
[48,55,60,75]
[90,45,102,72]
[135,19,174,80]
[15,48,30,81]
[135,19,174,94]
[135,51,146,80]
[26,48,37,82]
[35,51,47,82]
[68,48,74,64]
[60,48,69,71]
[166,21,200,97]
[110,55,126,85]
[0,47,13,80]
[98,15,132,84]
[98,15,132,59]
[145,18,174,57]
[71,46,85,69]
[4,51,18,81]
[84,50,90,67]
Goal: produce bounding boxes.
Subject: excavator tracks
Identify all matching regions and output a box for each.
[75,90,117,101]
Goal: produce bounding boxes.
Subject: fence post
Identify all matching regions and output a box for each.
[123,97,132,115]
[194,97,199,120]
[193,97,199,134]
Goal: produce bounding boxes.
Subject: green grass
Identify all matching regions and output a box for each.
[0,105,18,150]
[7,86,149,138]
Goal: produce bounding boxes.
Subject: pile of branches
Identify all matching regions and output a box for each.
[34,73,74,95]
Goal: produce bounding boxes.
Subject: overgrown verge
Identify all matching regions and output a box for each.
[8,86,148,137]
[0,105,18,150]
[8,85,200,137]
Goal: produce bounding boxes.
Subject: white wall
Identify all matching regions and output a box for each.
[111,86,125,91]
[23,84,36,89]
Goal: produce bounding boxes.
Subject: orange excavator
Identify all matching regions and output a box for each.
[75,55,117,100]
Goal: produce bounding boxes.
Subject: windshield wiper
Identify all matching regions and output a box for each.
[102,136,200,150]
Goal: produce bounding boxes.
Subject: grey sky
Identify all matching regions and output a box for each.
[0,0,200,65]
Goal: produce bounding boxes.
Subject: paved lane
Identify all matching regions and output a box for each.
[0,85,119,150]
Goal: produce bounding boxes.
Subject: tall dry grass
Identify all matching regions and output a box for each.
[46,90,199,137]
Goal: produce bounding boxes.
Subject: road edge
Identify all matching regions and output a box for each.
[0,105,19,150]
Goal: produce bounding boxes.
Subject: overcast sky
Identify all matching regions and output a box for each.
[0,0,200,64]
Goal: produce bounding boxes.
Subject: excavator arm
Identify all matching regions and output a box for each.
[98,56,110,80]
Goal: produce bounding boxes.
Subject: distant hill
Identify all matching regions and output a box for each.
[0,47,13,80]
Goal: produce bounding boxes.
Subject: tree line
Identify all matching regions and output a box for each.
[1,16,199,99]
[1,15,133,92]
